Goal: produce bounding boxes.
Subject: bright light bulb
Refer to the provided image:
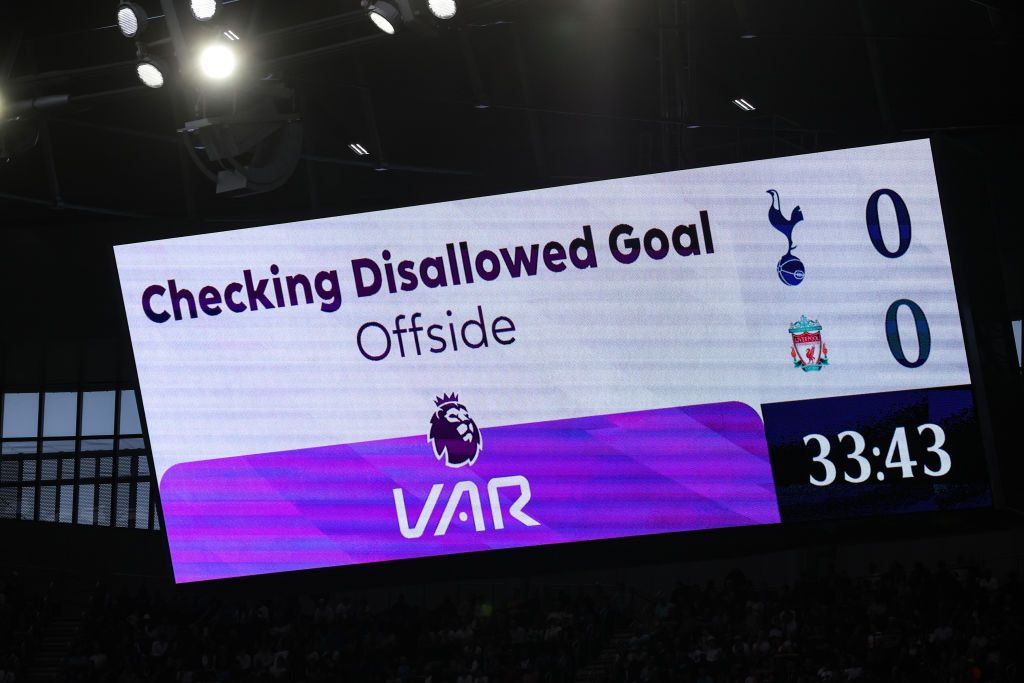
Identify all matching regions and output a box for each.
[199,44,236,80]
[427,0,457,19]
[191,0,217,21]
[117,5,140,37]
[136,62,164,88]
[369,9,397,34]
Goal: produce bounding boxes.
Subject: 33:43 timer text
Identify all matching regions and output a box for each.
[803,424,951,487]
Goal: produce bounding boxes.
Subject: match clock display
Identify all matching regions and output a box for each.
[762,386,990,522]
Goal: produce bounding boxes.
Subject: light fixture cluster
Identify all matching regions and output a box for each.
[363,0,459,36]
[115,0,238,88]
[116,1,168,89]
[185,0,240,82]
[105,0,302,197]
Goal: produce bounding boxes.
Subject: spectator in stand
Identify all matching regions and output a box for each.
[2,561,1021,682]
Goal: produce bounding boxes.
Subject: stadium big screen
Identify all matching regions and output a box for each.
[115,139,991,583]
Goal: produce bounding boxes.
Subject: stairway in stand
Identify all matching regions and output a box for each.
[574,631,635,682]
[26,582,90,683]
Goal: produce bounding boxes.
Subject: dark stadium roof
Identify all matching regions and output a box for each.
[0,0,1020,227]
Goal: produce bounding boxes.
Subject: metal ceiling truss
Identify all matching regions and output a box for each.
[7,0,1010,221]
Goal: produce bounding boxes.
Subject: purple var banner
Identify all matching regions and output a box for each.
[161,401,780,583]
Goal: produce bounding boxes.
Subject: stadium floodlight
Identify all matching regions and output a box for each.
[367,1,401,35]
[136,58,166,88]
[198,43,236,80]
[426,0,457,19]
[190,0,218,21]
[116,2,148,38]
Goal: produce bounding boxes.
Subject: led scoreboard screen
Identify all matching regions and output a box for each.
[115,140,991,583]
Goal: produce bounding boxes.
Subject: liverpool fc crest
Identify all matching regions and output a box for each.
[789,316,829,372]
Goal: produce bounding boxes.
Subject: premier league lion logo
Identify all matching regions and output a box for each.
[429,393,482,468]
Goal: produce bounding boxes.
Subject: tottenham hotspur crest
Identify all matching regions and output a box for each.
[767,189,806,286]
[429,393,482,468]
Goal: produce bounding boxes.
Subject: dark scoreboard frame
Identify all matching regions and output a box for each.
[117,136,1021,591]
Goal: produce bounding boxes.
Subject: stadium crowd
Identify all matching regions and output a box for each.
[1,560,1020,682]
[0,571,50,683]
